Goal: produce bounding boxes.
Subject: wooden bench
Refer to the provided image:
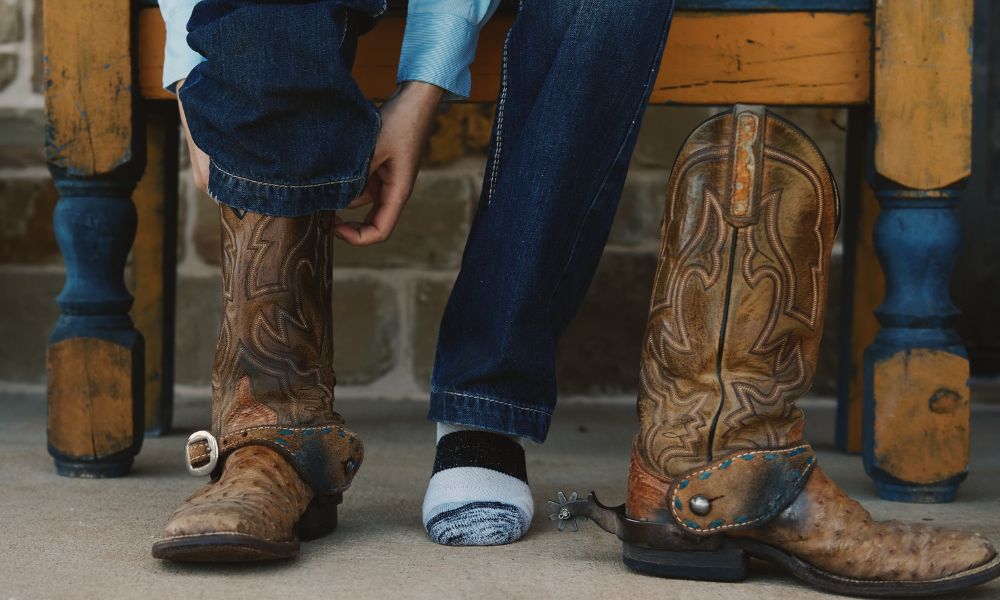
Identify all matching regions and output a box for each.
[42,0,974,502]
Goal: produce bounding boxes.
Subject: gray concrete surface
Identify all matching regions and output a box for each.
[2,391,999,600]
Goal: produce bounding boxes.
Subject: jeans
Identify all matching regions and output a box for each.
[429,1,675,442]
[181,0,386,216]
[180,0,675,442]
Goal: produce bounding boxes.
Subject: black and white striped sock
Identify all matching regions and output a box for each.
[422,423,534,546]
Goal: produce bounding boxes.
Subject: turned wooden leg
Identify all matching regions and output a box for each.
[44,1,145,476]
[862,0,974,502]
[862,190,969,502]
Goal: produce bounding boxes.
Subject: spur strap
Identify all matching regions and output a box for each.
[185,423,363,496]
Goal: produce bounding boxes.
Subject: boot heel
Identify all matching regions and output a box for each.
[296,492,343,541]
[622,541,747,582]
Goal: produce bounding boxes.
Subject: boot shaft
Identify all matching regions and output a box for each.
[212,205,337,436]
[637,106,838,479]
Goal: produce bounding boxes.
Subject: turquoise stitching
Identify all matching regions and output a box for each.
[670,444,815,534]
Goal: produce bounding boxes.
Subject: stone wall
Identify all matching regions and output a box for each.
[0,0,846,403]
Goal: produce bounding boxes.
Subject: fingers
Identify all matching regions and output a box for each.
[347,175,380,209]
[334,179,410,246]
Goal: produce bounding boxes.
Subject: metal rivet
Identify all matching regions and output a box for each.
[558,507,571,520]
[689,495,711,516]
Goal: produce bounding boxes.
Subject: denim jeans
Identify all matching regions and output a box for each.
[180,0,387,216]
[429,1,675,441]
[180,0,675,442]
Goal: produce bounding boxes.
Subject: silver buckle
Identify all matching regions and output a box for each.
[186,430,219,477]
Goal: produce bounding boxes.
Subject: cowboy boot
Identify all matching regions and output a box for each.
[152,205,362,562]
[620,105,1000,596]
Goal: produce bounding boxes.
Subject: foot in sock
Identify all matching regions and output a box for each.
[422,423,534,546]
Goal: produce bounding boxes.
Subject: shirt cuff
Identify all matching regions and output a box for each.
[397,12,480,99]
[161,3,206,93]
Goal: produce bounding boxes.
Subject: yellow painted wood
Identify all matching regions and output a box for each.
[44,0,134,175]
[651,12,870,105]
[47,339,136,459]
[873,349,969,484]
[139,10,871,106]
[138,8,168,103]
[132,115,168,433]
[845,181,883,453]
[874,0,973,189]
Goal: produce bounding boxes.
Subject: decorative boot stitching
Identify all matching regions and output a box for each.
[210,206,360,494]
[636,108,837,476]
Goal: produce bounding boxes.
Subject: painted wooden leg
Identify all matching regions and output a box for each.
[44,1,145,477]
[862,0,974,502]
[132,103,180,436]
[862,190,969,502]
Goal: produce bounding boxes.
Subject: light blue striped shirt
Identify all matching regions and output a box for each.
[159,0,502,98]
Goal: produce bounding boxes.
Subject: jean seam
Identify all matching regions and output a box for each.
[485,0,523,207]
[432,388,552,416]
[544,4,675,326]
[210,159,365,190]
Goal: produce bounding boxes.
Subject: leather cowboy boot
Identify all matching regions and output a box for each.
[152,205,362,562]
[623,106,1000,595]
[549,105,999,596]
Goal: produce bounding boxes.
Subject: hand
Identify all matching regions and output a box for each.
[176,79,211,194]
[334,81,443,245]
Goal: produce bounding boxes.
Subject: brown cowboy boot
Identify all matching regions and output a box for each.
[152,205,362,562]
[550,106,999,596]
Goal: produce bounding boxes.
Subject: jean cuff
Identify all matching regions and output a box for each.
[428,388,552,443]
[205,160,367,217]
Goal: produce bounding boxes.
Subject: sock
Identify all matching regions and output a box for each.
[422,423,534,546]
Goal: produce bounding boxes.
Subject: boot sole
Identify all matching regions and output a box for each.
[152,493,342,562]
[623,539,1000,597]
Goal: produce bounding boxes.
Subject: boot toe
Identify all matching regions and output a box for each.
[925,530,997,580]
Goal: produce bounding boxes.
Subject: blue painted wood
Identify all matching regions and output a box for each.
[47,174,146,478]
[862,191,967,503]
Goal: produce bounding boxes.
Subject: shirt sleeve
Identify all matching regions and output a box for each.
[397,0,503,98]
[159,0,206,93]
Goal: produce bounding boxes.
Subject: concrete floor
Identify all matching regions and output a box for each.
[3,391,999,600]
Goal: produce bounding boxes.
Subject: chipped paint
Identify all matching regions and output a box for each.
[874,0,973,189]
[47,338,136,460]
[873,349,970,485]
[44,0,134,176]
